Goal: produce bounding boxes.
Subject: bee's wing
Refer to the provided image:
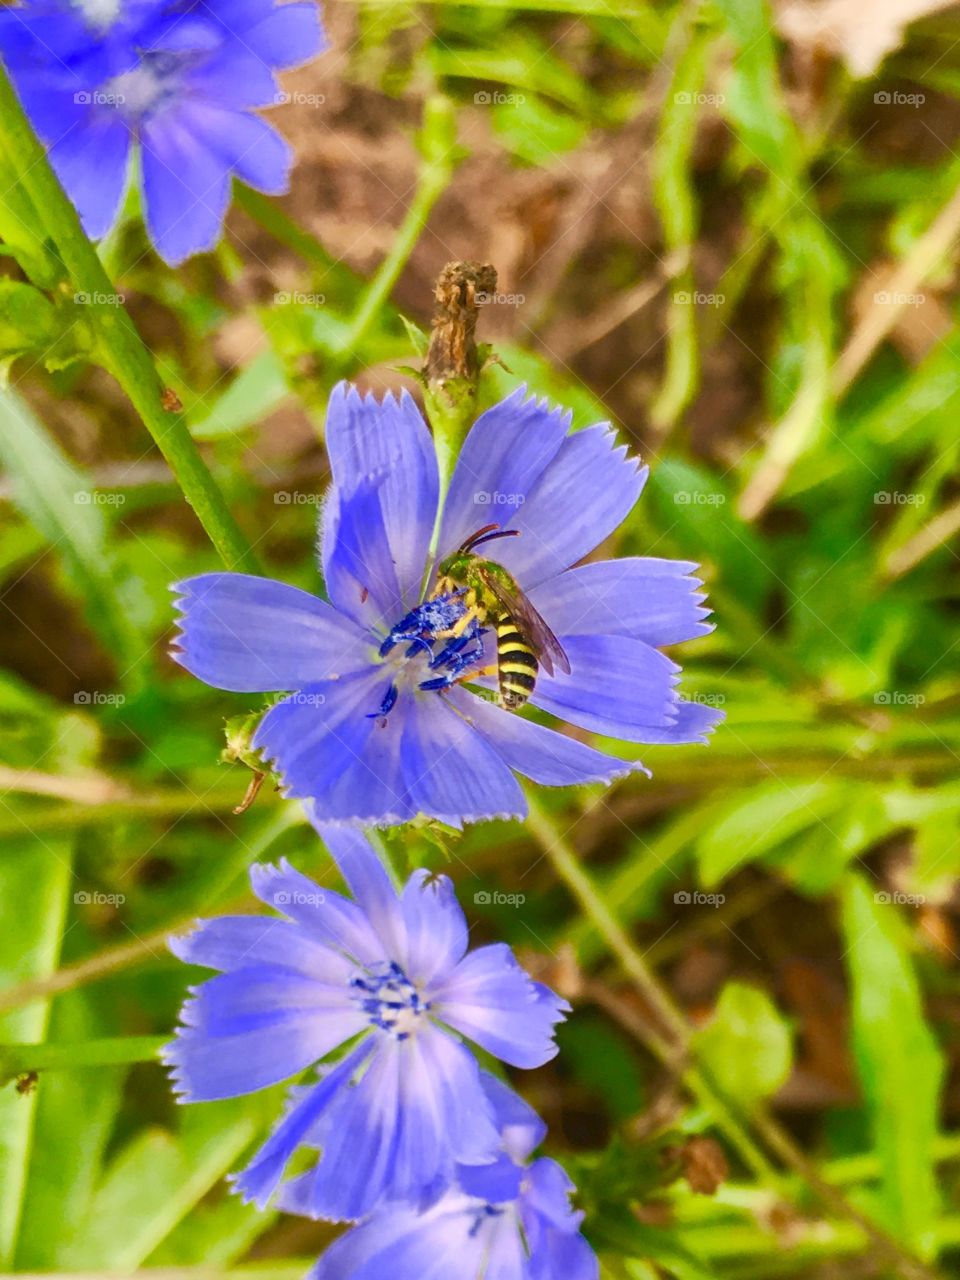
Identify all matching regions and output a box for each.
[476,564,572,678]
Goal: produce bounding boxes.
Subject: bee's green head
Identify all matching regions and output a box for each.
[438,550,471,580]
[440,524,521,581]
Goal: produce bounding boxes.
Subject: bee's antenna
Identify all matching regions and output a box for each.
[460,524,522,553]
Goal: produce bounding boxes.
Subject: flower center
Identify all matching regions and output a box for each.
[102,51,191,120]
[350,961,430,1040]
[371,591,488,719]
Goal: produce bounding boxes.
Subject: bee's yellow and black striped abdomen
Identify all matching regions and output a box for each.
[496,617,538,709]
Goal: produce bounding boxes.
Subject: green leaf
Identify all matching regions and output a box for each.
[841,874,944,1257]
[189,349,290,441]
[490,92,587,164]
[0,834,74,1265]
[693,982,792,1111]
[0,387,147,681]
[62,1095,271,1270]
[13,991,125,1269]
[695,779,843,887]
[0,281,59,357]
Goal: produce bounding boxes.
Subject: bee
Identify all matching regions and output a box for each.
[434,524,571,709]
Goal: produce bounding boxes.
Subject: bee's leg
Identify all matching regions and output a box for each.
[436,598,483,641]
[457,663,497,684]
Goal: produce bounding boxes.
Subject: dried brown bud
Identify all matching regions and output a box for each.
[425,260,497,386]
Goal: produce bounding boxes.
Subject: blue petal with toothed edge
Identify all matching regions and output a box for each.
[529,557,713,647]
[252,667,386,800]
[233,1039,375,1208]
[324,384,440,606]
[171,573,368,692]
[313,822,408,961]
[169,915,353,984]
[401,692,527,827]
[162,965,366,1101]
[485,424,648,590]
[528,633,680,741]
[247,859,387,966]
[432,942,569,1069]
[447,685,648,786]
[277,1023,501,1221]
[624,697,724,744]
[321,476,405,630]
[308,702,416,827]
[438,389,572,559]
[313,821,470,981]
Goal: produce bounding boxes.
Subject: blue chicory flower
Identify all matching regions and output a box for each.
[164,825,569,1220]
[172,381,723,827]
[0,0,325,263]
[299,1073,598,1280]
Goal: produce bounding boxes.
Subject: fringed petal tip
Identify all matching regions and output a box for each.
[559,755,652,787]
[511,383,575,434]
[159,1042,196,1103]
[227,1167,273,1211]
[167,922,202,961]
[329,379,420,415]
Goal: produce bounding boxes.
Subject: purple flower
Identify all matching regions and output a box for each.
[173,382,722,827]
[163,825,568,1220]
[300,1074,598,1280]
[0,0,326,264]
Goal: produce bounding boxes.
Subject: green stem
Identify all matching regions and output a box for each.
[0,1035,166,1082]
[333,97,459,358]
[0,63,258,572]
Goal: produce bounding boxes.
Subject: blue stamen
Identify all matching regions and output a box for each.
[372,592,488,714]
[367,682,399,720]
[350,960,430,1037]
